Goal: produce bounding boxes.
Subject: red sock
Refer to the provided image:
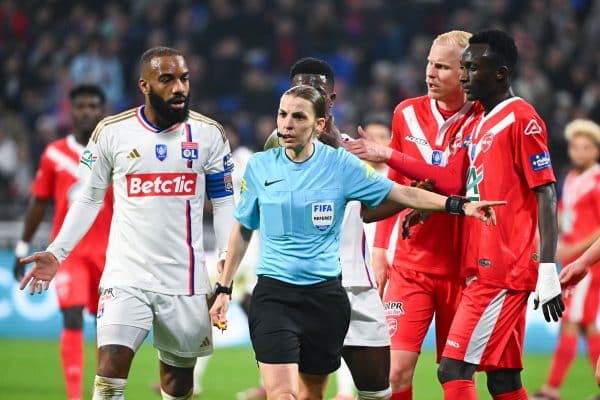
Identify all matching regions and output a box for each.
[493,387,527,400]
[441,380,477,400]
[390,386,412,400]
[586,334,600,371]
[547,334,577,388]
[61,328,83,400]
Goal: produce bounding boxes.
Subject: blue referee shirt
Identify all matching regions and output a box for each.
[235,141,394,285]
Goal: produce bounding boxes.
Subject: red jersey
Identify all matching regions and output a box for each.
[464,97,556,290]
[374,96,479,277]
[32,135,112,262]
[559,164,600,265]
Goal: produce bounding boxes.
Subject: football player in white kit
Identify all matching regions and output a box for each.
[19,47,235,400]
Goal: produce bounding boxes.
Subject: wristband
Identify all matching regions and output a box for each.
[445,196,469,215]
[15,240,30,258]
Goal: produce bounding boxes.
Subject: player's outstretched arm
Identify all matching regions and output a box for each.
[533,183,564,322]
[560,235,600,288]
[209,221,253,329]
[385,183,505,223]
[18,251,60,295]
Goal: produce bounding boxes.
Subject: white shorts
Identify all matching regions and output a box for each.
[343,286,390,347]
[96,285,213,358]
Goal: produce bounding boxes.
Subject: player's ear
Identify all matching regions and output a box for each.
[138,78,150,95]
[497,66,509,81]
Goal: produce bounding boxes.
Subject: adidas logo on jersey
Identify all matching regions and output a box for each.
[126,173,197,196]
[127,149,141,159]
[200,336,211,347]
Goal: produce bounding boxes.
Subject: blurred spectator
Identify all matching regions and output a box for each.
[2,0,600,213]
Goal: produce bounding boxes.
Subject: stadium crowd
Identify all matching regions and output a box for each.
[0,0,599,213]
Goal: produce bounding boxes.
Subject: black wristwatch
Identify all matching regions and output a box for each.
[214,282,233,298]
[445,195,470,215]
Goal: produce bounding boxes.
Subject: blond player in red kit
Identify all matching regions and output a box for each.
[369,31,479,400]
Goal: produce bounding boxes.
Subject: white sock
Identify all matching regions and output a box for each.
[161,388,193,399]
[336,358,355,396]
[92,375,126,400]
[193,355,211,394]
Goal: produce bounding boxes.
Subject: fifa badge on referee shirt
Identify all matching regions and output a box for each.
[312,201,334,231]
[155,144,168,161]
[181,141,199,160]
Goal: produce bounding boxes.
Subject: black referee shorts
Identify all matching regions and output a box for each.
[248,275,351,375]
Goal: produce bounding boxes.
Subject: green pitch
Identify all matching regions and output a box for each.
[0,339,598,399]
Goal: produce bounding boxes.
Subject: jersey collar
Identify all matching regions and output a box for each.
[136,105,182,134]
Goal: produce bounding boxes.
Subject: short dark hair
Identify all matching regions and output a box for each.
[69,84,106,105]
[469,30,518,73]
[289,57,335,86]
[140,47,183,70]
[283,85,327,119]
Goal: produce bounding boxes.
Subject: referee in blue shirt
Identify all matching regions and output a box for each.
[210,85,504,400]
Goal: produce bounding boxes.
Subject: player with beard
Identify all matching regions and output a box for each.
[18,47,235,400]
[13,84,110,400]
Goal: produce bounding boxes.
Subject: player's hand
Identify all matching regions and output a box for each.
[18,251,60,295]
[13,259,25,281]
[401,209,431,239]
[209,292,230,331]
[371,247,390,299]
[559,258,590,289]
[342,126,392,163]
[533,262,565,322]
[411,179,435,192]
[463,201,506,225]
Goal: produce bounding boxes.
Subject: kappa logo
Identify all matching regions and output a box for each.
[404,135,429,146]
[126,149,141,159]
[200,336,211,347]
[524,119,543,135]
[384,301,405,316]
[387,318,398,337]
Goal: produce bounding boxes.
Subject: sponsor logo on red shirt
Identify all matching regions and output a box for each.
[126,173,197,196]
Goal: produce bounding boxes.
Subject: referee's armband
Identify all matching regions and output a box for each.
[206,171,234,199]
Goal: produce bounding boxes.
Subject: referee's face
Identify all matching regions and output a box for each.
[277,94,325,151]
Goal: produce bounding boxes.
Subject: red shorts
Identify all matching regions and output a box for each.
[54,255,103,314]
[442,278,529,371]
[563,268,600,325]
[384,268,464,361]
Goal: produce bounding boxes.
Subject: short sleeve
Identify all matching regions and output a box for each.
[339,149,394,208]
[31,149,54,199]
[234,157,260,230]
[515,113,556,189]
[204,124,234,199]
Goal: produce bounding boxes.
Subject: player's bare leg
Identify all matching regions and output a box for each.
[298,372,328,400]
[389,349,419,397]
[93,345,135,399]
[342,346,391,399]
[259,362,300,400]
[159,361,194,398]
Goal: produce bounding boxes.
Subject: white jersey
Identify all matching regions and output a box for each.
[231,146,260,271]
[363,165,398,261]
[340,201,375,287]
[49,106,234,295]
